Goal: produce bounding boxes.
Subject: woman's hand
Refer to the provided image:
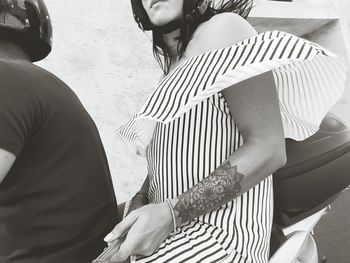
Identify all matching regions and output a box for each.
[104,202,173,262]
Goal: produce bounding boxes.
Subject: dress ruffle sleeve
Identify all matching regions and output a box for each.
[117,30,347,155]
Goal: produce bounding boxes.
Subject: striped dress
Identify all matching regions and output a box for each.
[117,31,346,263]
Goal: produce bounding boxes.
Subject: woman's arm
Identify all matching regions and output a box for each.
[171,14,286,225]
[126,176,150,216]
[171,70,286,225]
[115,177,149,230]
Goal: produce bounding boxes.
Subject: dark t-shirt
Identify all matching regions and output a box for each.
[0,59,118,263]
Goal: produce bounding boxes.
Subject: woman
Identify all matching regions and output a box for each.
[107,0,346,262]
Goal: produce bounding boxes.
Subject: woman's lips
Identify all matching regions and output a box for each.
[150,0,165,8]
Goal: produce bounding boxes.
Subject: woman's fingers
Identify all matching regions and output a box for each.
[109,223,154,262]
[108,203,172,261]
[110,236,135,262]
[104,211,138,243]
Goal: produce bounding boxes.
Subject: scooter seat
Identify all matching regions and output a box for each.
[273,114,350,226]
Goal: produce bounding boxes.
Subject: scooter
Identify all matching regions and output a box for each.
[270,113,350,263]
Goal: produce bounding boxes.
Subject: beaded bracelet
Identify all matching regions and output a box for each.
[166,199,177,238]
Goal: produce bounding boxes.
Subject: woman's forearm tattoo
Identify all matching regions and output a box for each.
[174,161,245,224]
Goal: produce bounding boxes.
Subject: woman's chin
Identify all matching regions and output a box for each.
[149,13,180,27]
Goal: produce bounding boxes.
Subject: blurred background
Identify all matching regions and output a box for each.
[37,0,349,261]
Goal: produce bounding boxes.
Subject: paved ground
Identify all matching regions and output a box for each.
[315,190,350,262]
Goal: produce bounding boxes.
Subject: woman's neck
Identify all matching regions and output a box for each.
[162,29,181,57]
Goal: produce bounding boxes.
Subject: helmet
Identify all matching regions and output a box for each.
[131,0,211,33]
[0,0,52,61]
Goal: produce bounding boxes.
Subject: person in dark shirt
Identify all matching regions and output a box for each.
[0,1,118,262]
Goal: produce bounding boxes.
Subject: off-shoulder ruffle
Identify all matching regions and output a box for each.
[117,30,347,155]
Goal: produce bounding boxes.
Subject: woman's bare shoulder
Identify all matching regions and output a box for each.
[185,13,257,57]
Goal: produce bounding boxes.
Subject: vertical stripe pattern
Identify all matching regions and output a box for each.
[138,95,273,263]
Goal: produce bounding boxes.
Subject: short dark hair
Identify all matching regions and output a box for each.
[131,0,253,74]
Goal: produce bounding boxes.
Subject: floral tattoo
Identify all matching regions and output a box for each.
[174,161,245,224]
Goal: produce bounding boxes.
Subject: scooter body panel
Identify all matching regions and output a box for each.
[269,231,318,263]
[271,114,350,261]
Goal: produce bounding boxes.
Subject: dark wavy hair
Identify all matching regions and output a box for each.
[131,0,253,74]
